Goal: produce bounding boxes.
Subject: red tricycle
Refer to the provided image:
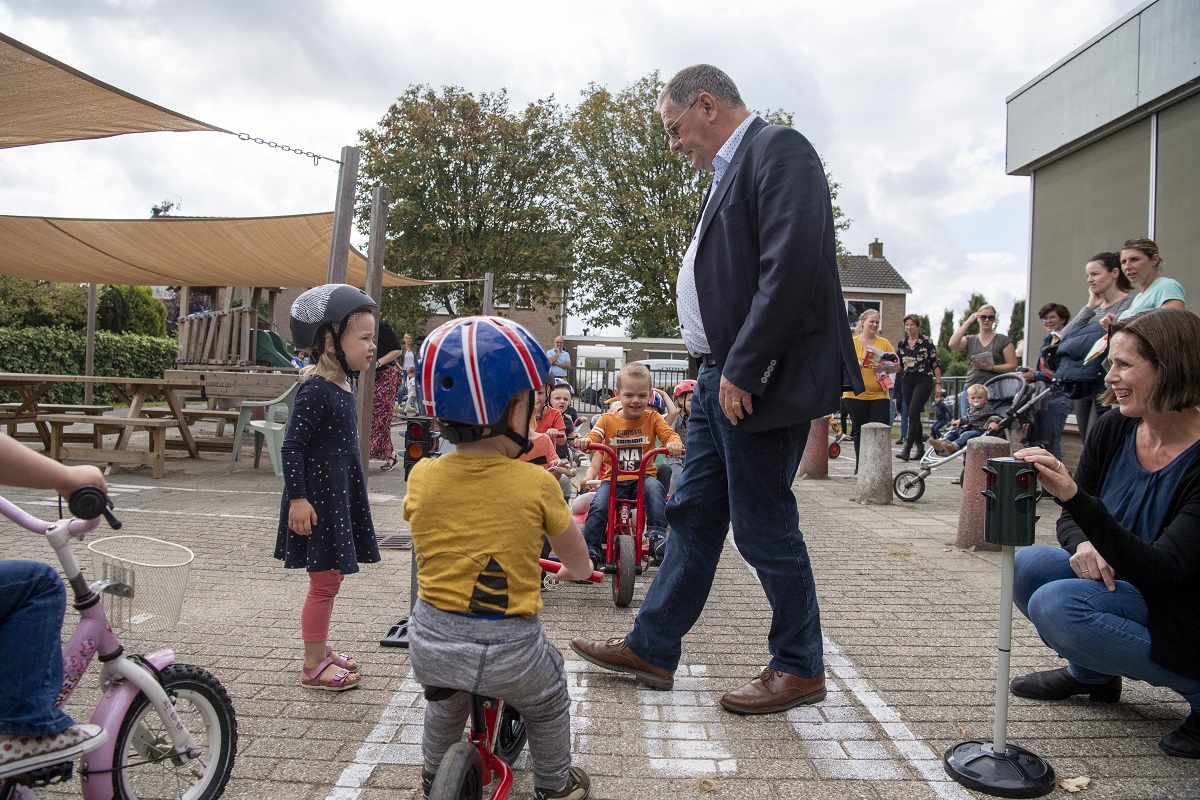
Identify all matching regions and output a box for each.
[572,442,678,608]
[422,559,600,800]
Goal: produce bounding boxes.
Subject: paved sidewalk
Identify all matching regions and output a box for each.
[2,436,1198,799]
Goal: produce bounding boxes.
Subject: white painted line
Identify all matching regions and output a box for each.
[18,501,275,521]
[735,533,972,798]
[325,672,426,800]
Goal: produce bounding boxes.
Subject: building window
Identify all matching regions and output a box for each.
[515,285,533,309]
[493,286,511,309]
[845,299,881,328]
[644,350,689,360]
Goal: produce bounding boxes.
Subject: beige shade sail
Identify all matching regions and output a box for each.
[0,31,230,148]
[0,212,428,288]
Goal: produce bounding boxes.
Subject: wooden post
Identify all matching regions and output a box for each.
[327,145,360,285]
[483,272,494,315]
[358,186,389,474]
[84,284,96,404]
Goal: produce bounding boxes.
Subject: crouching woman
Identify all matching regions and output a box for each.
[1011,307,1200,759]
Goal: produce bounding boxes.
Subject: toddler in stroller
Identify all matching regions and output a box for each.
[928,383,1002,454]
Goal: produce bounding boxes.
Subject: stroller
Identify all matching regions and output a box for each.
[892,372,1055,502]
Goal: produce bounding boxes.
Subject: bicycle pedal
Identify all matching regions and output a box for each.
[26,761,74,787]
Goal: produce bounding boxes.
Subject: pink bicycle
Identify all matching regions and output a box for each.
[0,487,236,800]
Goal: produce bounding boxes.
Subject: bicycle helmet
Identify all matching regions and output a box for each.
[419,316,550,451]
[650,389,667,413]
[289,284,378,377]
[672,379,696,399]
[552,377,575,395]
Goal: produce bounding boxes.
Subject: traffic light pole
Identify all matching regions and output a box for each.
[943,457,1055,798]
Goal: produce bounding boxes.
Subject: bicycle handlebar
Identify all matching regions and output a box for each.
[0,486,119,538]
[539,558,602,583]
[582,442,682,479]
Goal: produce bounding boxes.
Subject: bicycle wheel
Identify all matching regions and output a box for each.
[893,470,926,502]
[112,663,237,800]
[492,701,528,763]
[612,534,635,607]
[828,442,841,459]
[429,741,484,800]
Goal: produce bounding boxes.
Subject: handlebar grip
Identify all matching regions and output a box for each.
[539,558,602,583]
[67,486,122,530]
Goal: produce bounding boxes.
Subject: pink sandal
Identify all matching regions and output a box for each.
[326,646,359,672]
[301,657,361,691]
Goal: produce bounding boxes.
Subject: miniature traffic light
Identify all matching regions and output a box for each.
[403,417,435,479]
[982,457,1040,547]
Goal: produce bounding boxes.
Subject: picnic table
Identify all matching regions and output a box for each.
[0,373,204,475]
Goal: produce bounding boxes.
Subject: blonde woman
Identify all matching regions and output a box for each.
[842,310,898,476]
[948,303,1018,414]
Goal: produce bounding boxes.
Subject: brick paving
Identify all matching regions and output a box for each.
[2,425,1198,799]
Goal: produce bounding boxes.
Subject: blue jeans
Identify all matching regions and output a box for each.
[623,365,823,677]
[1034,393,1072,460]
[1014,545,1200,710]
[583,477,666,556]
[0,560,75,735]
[947,428,984,450]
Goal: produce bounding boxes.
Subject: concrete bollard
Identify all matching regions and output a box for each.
[856,422,892,504]
[955,435,1011,551]
[800,417,829,479]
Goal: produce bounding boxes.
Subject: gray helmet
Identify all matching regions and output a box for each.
[289,284,378,350]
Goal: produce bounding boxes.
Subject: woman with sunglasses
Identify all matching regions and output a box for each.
[948,304,1019,415]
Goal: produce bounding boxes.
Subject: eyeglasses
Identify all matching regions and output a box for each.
[665,98,699,142]
[977,314,995,321]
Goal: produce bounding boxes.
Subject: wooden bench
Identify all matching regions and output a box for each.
[2,403,115,442]
[164,369,299,437]
[37,414,178,479]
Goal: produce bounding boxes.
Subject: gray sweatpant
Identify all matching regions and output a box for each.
[408,599,573,791]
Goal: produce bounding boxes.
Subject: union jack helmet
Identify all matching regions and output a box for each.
[419,316,551,428]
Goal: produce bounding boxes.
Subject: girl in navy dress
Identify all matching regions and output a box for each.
[276,284,381,691]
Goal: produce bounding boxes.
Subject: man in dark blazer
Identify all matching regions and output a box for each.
[572,64,862,713]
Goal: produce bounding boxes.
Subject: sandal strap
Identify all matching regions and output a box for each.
[302,656,336,681]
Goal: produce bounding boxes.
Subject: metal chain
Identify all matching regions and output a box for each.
[237,133,341,166]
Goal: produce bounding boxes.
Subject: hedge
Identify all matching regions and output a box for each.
[0,327,177,405]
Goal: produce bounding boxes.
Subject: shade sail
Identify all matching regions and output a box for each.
[0,212,428,288]
[0,31,229,148]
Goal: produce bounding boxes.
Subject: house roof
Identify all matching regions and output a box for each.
[839,256,912,293]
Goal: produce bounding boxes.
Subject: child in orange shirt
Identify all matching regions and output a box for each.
[581,363,682,568]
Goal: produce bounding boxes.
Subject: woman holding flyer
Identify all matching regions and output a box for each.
[948,304,1018,414]
[842,309,899,476]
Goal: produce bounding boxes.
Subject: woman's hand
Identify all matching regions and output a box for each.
[1086,289,1103,310]
[1099,313,1115,332]
[1013,446,1077,502]
[1069,541,1116,590]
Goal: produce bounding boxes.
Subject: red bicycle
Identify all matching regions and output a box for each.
[577,443,677,607]
[422,559,599,800]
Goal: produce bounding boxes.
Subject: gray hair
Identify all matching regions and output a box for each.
[658,64,745,112]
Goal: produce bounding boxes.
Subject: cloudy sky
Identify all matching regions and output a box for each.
[0,0,1143,335]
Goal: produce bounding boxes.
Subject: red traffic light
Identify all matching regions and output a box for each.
[1016,469,1036,490]
[407,421,425,439]
[984,467,997,488]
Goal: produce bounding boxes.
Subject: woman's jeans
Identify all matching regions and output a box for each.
[0,560,75,735]
[1035,393,1073,460]
[1014,545,1200,710]
[900,373,933,450]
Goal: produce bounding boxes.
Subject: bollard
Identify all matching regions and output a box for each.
[954,436,1010,550]
[800,417,829,479]
[856,422,892,505]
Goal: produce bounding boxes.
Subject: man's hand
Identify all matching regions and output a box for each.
[719,374,753,425]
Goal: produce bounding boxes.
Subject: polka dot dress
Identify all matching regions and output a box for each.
[274,377,380,574]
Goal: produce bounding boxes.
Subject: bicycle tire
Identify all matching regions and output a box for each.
[492,702,528,763]
[428,742,483,800]
[112,663,237,800]
[893,470,926,502]
[612,534,635,607]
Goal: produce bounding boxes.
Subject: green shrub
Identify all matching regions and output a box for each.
[0,327,177,405]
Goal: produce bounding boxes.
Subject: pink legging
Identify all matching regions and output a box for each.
[301,570,343,643]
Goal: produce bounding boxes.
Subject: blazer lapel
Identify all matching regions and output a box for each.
[695,116,767,244]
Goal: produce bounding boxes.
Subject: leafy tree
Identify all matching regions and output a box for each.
[917,314,931,338]
[957,293,990,336]
[1008,299,1025,348]
[97,285,166,337]
[0,277,88,329]
[937,309,955,350]
[356,85,574,336]
[567,73,853,336]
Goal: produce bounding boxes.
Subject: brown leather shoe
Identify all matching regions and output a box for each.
[569,637,674,690]
[719,668,826,714]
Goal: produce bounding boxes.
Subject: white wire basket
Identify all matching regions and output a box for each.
[87,535,194,632]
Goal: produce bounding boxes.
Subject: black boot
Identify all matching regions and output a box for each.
[896,445,911,461]
[1010,667,1122,702]
[1159,711,1200,759]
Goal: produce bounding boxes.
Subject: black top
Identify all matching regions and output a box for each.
[1056,410,1200,679]
[376,320,403,374]
[896,334,939,377]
